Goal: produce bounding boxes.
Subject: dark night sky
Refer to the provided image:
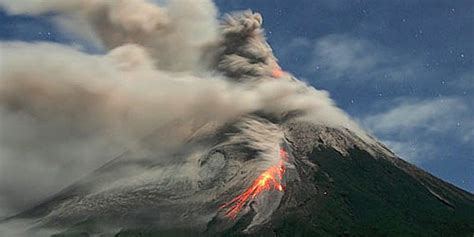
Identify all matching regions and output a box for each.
[0,0,473,192]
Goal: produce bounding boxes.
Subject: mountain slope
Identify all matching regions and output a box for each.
[24,120,473,237]
[220,121,474,237]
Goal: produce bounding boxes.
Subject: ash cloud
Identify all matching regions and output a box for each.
[0,0,364,221]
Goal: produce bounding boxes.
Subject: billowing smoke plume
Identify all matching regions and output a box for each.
[0,0,365,225]
[215,11,282,80]
[0,0,219,72]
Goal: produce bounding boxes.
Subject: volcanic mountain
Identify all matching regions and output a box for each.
[0,7,473,237]
[8,119,474,237]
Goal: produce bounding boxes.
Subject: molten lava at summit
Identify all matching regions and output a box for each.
[220,147,289,219]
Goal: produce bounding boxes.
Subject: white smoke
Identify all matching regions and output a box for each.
[0,0,219,71]
[0,0,365,222]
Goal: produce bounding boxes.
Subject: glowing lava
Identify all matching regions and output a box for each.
[271,67,284,78]
[220,147,289,219]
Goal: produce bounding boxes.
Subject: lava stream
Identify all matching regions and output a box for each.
[221,147,289,219]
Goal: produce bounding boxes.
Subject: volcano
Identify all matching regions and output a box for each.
[6,119,473,237]
[0,7,473,237]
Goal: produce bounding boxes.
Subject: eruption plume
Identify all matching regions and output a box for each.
[0,0,369,235]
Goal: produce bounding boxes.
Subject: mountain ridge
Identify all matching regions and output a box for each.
[5,120,473,236]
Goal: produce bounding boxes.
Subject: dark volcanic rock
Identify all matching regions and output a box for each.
[4,121,474,237]
[224,122,474,237]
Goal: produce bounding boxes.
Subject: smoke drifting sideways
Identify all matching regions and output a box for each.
[0,0,364,220]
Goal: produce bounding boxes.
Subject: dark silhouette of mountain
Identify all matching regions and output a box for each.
[219,122,474,237]
[7,120,473,237]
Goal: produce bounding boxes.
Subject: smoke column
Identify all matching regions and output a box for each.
[0,0,365,224]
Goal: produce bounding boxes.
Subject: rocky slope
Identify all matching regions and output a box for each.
[221,121,474,236]
[4,119,472,237]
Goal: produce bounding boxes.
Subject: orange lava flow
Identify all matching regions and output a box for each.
[271,67,284,78]
[220,147,289,219]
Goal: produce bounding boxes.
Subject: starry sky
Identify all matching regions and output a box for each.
[0,0,473,192]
